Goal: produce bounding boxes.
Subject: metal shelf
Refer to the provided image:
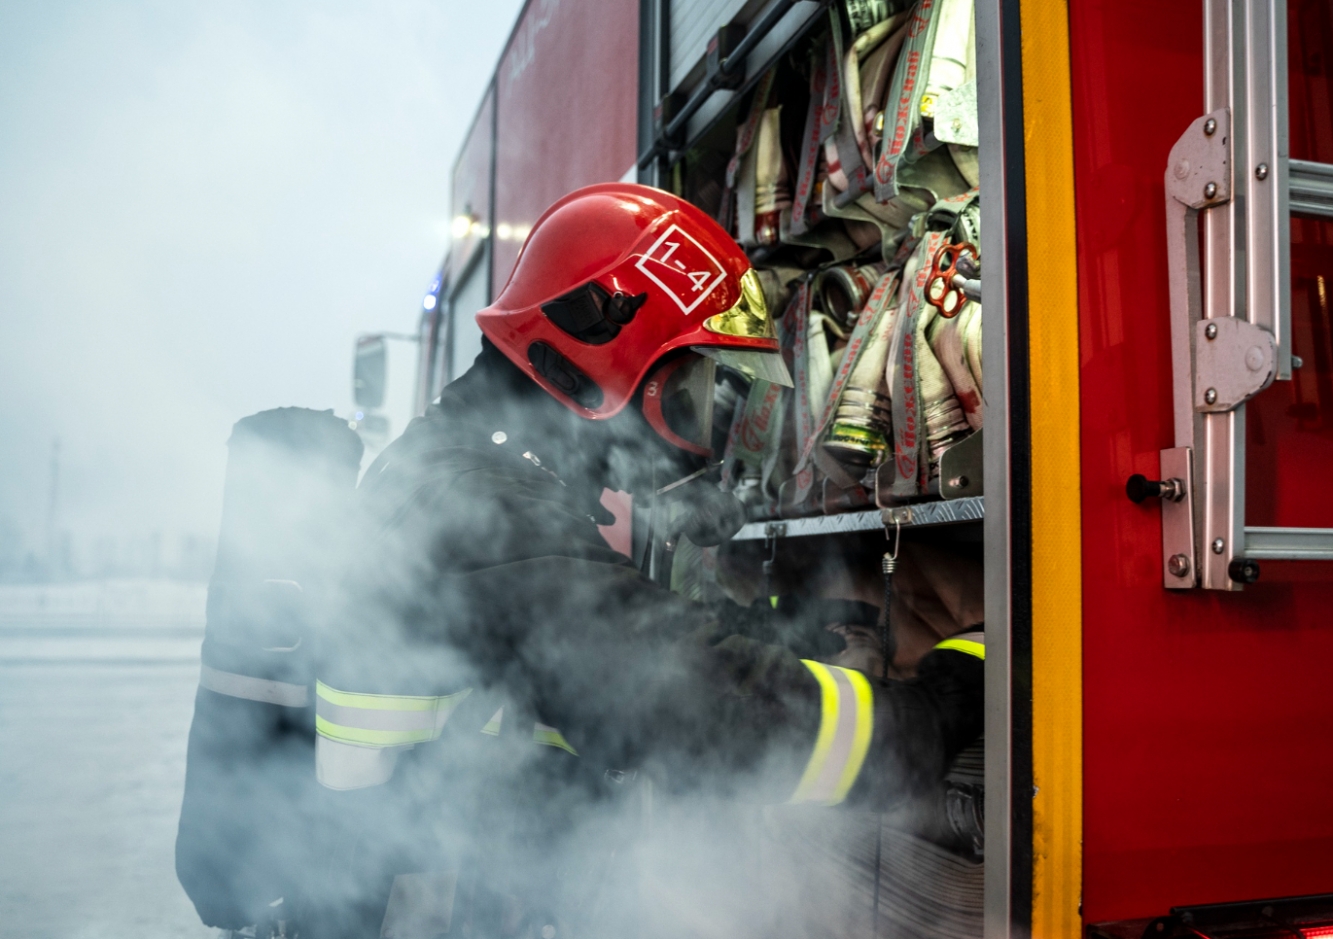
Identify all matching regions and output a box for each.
[731,497,986,541]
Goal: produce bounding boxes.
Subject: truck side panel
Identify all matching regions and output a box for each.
[452,86,495,288]
[1071,0,1333,921]
[491,0,639,295]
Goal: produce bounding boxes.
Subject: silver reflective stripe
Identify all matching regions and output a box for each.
[317,698,450,735]
[316,736,405,791]
[199,665,309,708]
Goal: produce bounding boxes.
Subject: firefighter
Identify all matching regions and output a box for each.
[310,183,983,938]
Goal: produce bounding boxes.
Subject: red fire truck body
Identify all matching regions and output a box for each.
[405,0,1333,934]
[1073,0,1333,923]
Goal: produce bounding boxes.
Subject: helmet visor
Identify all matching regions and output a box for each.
[692,346,794,387]
[642,354,716,457]
[703,268,776,341]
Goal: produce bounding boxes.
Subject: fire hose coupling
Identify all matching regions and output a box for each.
[1125,473,1187,504]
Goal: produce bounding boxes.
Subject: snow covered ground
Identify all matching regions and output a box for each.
[0,580,213,938]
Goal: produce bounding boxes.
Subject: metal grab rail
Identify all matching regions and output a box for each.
[637,0,808,169]
[1154,1,1333,587]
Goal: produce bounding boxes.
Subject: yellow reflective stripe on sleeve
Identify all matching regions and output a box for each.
[791,662,840,802]
[316,681,456,711]
[837,668,874,798]
[532,723,578,756]
[314,716,435,748]
[934,637,986,660]
[315,681,470,748]
[789,661,874,806]
[480,708,504,736]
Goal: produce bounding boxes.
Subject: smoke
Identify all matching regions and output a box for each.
[0,0,521,579]
[173,351,984,939]
[0,3,527,937]
[0,6,986,936]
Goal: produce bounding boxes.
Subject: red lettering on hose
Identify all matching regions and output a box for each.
[740,381,782,453]
[897,334,917,480]
[908,0,934,37]
[875,52,921,185]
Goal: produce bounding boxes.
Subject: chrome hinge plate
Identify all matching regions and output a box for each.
[1193,316,1277,412]
[1160,447,1197,589]
[1166,108,1231,210]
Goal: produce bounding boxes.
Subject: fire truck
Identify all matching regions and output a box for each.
[356,0,1333,934]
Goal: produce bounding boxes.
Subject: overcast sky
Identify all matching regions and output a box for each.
[0,0,524,569]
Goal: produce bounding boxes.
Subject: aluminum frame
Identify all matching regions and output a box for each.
[976,0,1020,934]
[1244,526,1333,559]
[1290,159,1333,217]
[1160,0,1333,588]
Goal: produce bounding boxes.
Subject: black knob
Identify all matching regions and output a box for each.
[1126,474,1162,503]
[1127,474,1186,503]
[1228,557,1261,584]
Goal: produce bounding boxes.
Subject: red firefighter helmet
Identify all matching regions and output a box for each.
[476,183,791,456]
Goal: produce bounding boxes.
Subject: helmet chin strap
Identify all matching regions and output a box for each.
[655,465,711,495]
[465,338,742,514]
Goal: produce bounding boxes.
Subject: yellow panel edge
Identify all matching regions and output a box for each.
[1019,0,1084,935]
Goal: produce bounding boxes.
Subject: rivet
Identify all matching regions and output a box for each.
[1204,181,1218,199]
[950,475,969,489]
[1293,355,1305,369]
[491,431,507,444]
[1205,322,1218,340]
[1212,537,1225,554]
[1245,346,1265,371]
[1168,554,1191,577]
[1255,162,1269,181]
[1204,387,1218,405]
[1203,117,1217,136]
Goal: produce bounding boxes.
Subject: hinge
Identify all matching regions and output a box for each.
[1193,316,1276,412]
[1159,447,1196,589]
